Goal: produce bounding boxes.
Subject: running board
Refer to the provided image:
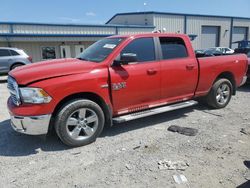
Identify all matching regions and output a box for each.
[113,100,198,123]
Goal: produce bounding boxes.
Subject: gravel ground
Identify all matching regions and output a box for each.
[0,75,249,188]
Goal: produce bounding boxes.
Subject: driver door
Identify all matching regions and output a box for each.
[109,37,161,115]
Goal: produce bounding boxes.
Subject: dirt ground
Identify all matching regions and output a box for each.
[0,75,249,188]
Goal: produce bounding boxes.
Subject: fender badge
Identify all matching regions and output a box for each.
[112,82,126,90]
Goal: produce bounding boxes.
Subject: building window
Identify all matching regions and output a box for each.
[42,47,56,60]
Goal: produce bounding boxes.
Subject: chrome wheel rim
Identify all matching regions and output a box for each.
[216,83,230,105]
[66,108,98,141]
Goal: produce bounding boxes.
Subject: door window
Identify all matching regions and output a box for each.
[10,50,20,56]
[0,49,11,57]
[121,37,155,62]
[159,37,188,60]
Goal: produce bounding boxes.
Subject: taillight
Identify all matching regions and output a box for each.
[27,56,32,63]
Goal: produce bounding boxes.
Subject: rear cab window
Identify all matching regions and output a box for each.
[159,37,188,60]
[121,37,156,62]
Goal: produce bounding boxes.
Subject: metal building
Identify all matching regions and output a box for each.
[0,22,154,62]
[106,12,250,50]
[1,12,250,63]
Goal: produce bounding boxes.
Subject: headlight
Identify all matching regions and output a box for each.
[19,88,52,104]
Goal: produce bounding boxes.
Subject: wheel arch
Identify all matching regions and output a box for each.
[49,92,113,133]
[10,62,25,70]
[214,71,236,95]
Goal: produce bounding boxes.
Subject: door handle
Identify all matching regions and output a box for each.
[147,69,157,75]
[186,64,195,70]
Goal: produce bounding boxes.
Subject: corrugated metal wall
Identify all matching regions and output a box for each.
[232,19,250,49]
[3,41,95,62]
[186,16,231,49]
[1,14,249,62]
[107,14,154,26]
[117,27,152,35]
[0,23,154,38]
[110,13,250,50]
[0,24,11,33]
[0,22,154,62]
[233,18,250,37]
[12,25,116,35]
[153,14,184,32]
[1,36,104,42]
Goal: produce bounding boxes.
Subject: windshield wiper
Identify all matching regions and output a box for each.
[77,57,89,61]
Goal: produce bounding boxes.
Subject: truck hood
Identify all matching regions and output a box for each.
[10,58,96,85]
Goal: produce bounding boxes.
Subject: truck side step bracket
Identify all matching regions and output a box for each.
[113,100,198,123]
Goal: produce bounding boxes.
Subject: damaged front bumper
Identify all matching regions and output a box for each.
[10,113,51,135]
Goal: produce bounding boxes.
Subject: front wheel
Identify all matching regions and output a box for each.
[55,99,105,147]
[206,78,233,109]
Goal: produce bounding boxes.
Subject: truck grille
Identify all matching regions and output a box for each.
[7,76,21,106]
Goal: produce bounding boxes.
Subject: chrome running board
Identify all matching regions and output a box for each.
[113,100,198,123]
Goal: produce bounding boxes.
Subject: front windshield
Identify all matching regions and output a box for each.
[77,37,124,62]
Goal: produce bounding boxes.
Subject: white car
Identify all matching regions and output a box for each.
[208,47,234,54]
[0,47,32,74]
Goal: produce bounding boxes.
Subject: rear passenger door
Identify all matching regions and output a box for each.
[0,49,11,73]
[158,37,198,102]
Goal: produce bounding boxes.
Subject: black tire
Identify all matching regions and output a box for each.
[55,99,105,147]
[206,78,233,109]
[11,63,24,70]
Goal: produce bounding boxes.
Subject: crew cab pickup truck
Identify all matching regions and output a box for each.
[7,33,248,147]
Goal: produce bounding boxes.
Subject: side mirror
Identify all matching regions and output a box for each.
[113,53,138,66]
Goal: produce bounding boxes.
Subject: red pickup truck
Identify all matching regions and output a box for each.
[7,33,248,147]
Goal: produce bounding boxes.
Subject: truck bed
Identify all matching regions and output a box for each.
[195,54,248,96]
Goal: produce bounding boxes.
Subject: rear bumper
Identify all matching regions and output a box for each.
[10,113,51,135]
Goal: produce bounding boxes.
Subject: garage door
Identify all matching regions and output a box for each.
[232,27,248,49]
[201,26,220,49]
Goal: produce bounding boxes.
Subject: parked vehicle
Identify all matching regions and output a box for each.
[233,40,250,49]
[195,48,223,57]
[234,47,250,57]
[196,47,234,57]
[0,47,32,74]
[209,47,234,54]
[204,48,224,56]
[7,33,248,147]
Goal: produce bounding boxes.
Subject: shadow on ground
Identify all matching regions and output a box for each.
[0,79,7,84]
[237,160,250,188]
[101,106,195,137]
[0,106,196,157]
[0,119,70,157]
[238,83,250,92]
[237,181,250,188]
[0,75,7,83]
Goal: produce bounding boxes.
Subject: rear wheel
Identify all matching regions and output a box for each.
[206,78,232,109]
[11,63,24,70]
[55,99,105,147]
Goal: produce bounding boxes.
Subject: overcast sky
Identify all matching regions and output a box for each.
[1,0,250,24]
